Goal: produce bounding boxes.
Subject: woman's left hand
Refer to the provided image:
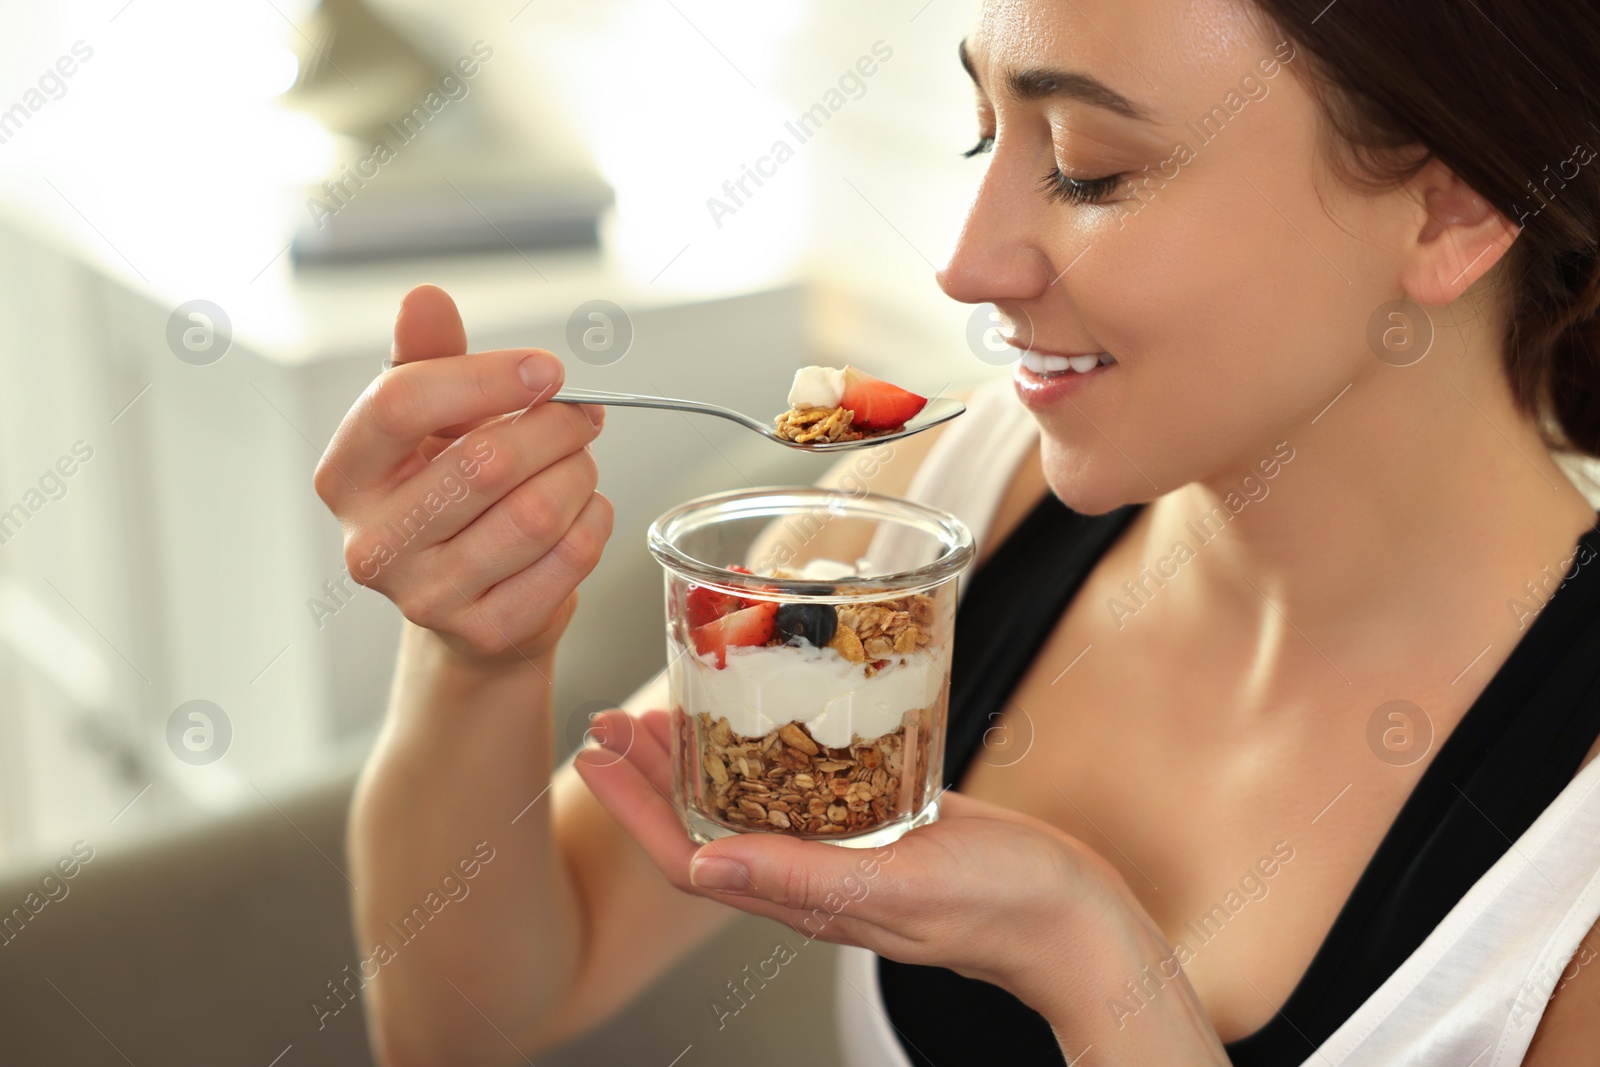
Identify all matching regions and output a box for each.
[573,709,1230,1063]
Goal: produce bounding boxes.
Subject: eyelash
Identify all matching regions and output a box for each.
[962,135,994,158]
[962,135,1123,206]
[1039,168,1122,206]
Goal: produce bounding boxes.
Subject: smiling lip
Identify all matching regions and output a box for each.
[1008,340,1115,410]
[1007,340,1104,359]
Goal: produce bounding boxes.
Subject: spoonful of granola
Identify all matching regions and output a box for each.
[548,365,964,453]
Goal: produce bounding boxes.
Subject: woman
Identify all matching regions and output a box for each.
[314,0,1600,1062]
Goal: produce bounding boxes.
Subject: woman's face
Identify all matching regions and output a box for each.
[940,0,1420,513]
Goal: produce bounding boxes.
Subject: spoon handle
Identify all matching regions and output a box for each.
[549,387,677,409]
[549,388,761,428]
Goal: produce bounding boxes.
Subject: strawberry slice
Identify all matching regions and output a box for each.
[686,566,775,627]
[692,600,778,668]
[839,366,927,431]
[725,564,780,607]
[686,584,742,628]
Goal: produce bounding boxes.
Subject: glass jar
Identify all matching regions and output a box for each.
[647,486,974,848]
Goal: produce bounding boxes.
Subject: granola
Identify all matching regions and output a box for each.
[830,595,934,675]
[676,575,946,839]
[751,584,938,677]
[773,405,864,444]
[688,707,936,837]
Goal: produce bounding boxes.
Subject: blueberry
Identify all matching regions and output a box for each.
[790,581,833,595]
[775,602,838,648]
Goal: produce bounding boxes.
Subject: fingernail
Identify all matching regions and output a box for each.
[582,403,605,429]
[690,856,749,892]
[518,353,560,396]
[593,716,623,750]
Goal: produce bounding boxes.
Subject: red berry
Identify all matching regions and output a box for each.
[724,564,778,607]
[692,600,779,668]
[685,584,742,628]
[839,366,927,431]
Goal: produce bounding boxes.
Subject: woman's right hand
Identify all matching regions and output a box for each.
[314,284,613,667]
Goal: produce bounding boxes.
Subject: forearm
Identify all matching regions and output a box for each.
[348,621,583,1065]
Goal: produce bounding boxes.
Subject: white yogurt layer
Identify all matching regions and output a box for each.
[670,638,941,749]
[787,365,846,410]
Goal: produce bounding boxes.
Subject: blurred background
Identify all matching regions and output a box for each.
[0,0,1004,1063]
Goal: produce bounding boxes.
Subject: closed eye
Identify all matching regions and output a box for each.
[964,134,1122,206]
[1039,168,1122,206]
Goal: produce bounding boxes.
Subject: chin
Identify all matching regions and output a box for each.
[1037,433,1162,516]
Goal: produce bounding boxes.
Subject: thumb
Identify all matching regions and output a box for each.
[391,284,467,366]
[389,283,484,446]
[688,833,900,911]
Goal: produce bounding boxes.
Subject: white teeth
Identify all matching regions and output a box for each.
[1019,350,1113,377]
[1020,351,1070,374]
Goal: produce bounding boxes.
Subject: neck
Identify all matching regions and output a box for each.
[1143,330,1597,634]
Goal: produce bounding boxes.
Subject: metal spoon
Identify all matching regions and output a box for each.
[548,387,965,452]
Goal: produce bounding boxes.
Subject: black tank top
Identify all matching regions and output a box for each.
[877,493,1600,1065]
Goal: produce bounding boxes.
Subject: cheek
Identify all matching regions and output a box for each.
[1033,203,1305,503]
[1046,143,1396,495]
[1106,187,1341,400]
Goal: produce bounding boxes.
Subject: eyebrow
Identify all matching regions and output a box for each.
[958,37,1156,123]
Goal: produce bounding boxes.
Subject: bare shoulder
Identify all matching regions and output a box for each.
[749,380,1050,570]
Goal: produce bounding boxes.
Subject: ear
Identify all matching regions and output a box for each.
[1399,159,1521,307]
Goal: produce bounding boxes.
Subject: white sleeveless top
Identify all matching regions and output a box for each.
[836,374,1600,1067]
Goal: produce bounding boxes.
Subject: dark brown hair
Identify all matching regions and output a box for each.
[1247,0,1600,454]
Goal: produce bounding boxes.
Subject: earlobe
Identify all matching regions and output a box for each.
[1400,172,1521,307]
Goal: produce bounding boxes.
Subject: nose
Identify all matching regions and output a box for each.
[936,154,1056,307]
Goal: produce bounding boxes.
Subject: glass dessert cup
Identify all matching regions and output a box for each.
[647,487,974,848]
